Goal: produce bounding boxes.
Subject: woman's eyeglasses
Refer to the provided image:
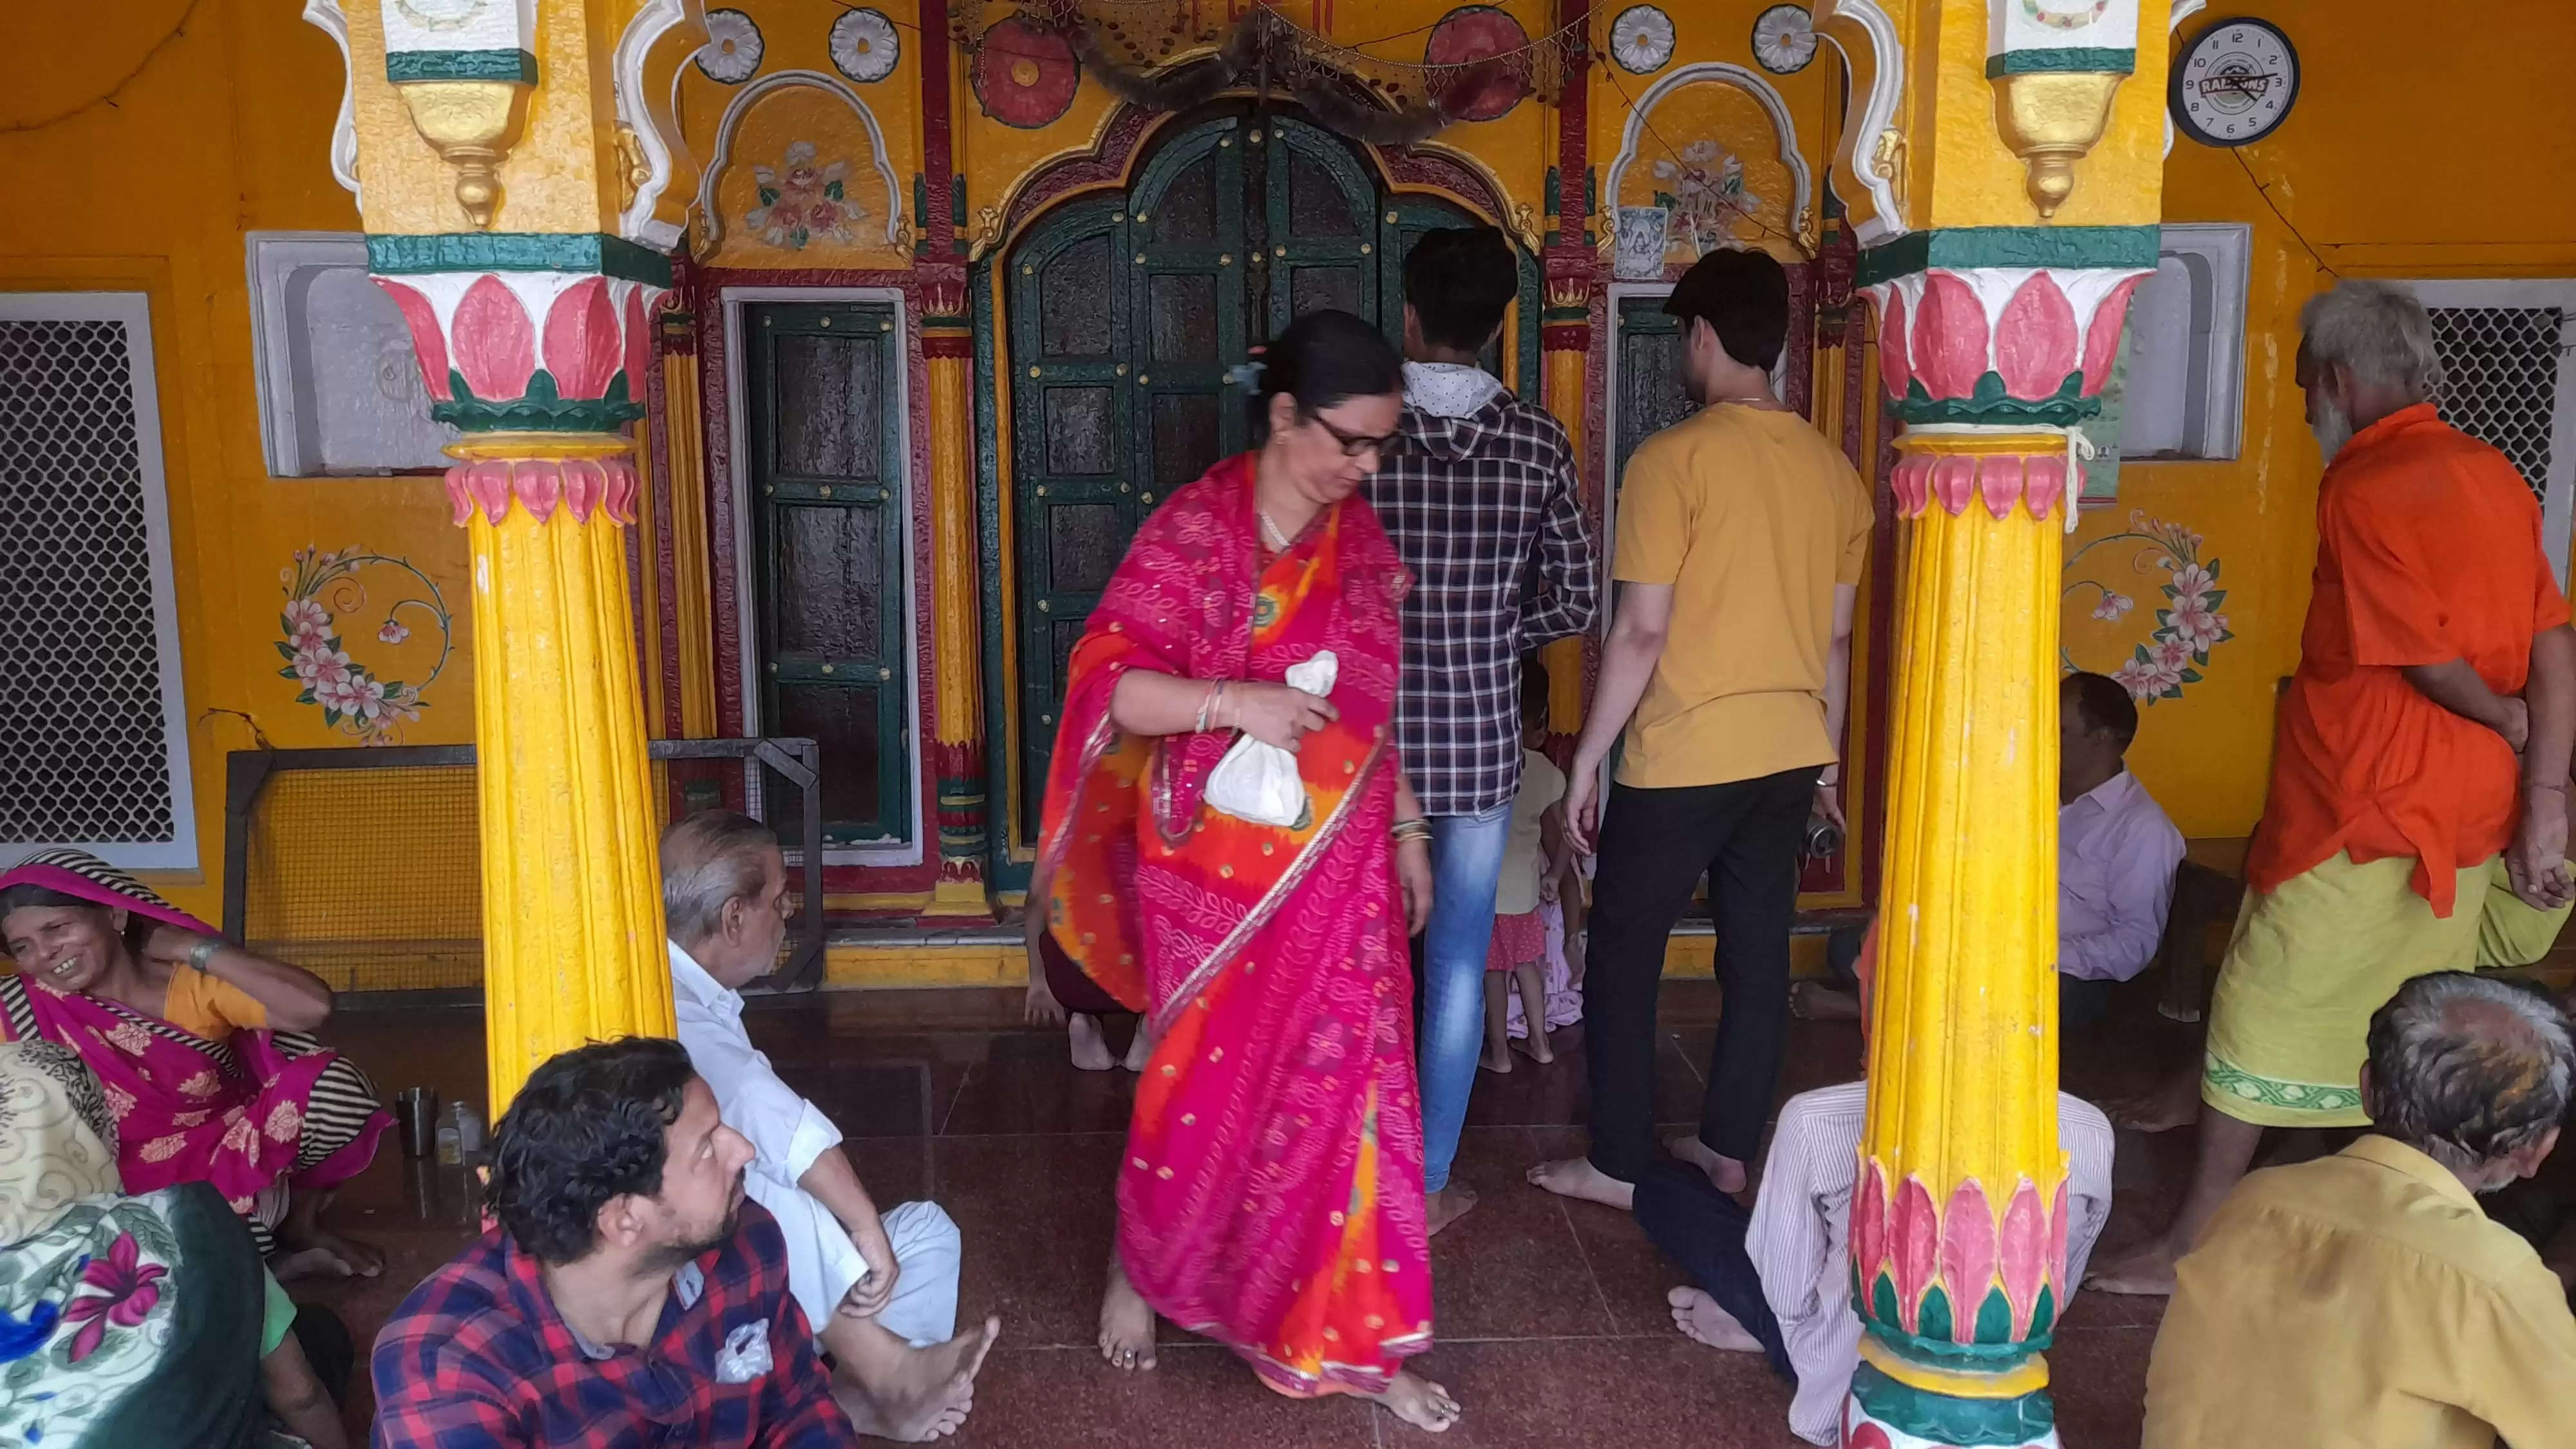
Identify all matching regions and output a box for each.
[1302,410,1400,459]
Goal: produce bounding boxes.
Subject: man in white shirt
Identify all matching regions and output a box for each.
[1640,927,2117,1446]
[1800,670,2185,1030]
[661,810,997,1440]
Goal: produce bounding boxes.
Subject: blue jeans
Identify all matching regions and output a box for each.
[1418,804,1511,1194]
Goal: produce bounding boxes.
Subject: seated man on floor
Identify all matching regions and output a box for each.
[1642,925,2116,1447]
[1803,670,2183,1031]
[2143,971,2576,1447]
[372,1038,862,1448]
[661,810,997,1439]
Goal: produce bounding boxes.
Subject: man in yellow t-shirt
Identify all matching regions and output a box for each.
[1530,248,1871,1211]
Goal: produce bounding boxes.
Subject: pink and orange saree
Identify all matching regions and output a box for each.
[1039,452,1431,1397]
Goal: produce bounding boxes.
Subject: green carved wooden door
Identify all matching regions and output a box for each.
[744,300,911,846]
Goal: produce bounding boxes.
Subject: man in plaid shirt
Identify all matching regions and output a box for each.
[1364,225,1598,1234]
[372,1038,859,1448]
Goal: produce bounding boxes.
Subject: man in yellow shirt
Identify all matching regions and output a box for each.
[1530,248,1871,1209]
[2143,970,2576,1448]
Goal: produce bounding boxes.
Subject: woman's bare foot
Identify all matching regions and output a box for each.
[1667,1287,1761,1352]
[1121,1024,1155,1074]
[2085,1238,2181,1296]
[1667,1134,1748,1195]
[271,1227,384,1282]
[1367,1369,1461,1432]
[834,1317,999,1441]
[1425,1182,1478,1237]
[1478,1043,1513,1074]
[1526,1157,1634,1209]
[1511,1031,1555,1066]
[1789,981,1862,1021]
[1068,1013,1117,1072]
[1097,1260,1157,1370]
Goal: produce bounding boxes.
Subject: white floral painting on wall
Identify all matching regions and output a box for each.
[2063,510,2235,702]
[1652,140,1765,262]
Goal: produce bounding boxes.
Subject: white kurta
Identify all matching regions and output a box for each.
[669,942,960,1346]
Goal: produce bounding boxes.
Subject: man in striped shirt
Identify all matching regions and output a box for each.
[1635,927,2116,1445]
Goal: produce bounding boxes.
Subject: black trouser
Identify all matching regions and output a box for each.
[1584,766,1817,1181]
[1633,1161,1793,1381]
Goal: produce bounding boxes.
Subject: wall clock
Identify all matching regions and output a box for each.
[2170,17,2298,147]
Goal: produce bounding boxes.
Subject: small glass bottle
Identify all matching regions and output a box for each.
[455,1101,485,1157]
[435,1113,461,1165]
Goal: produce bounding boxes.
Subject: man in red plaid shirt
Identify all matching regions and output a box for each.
[371,1037,860,1448]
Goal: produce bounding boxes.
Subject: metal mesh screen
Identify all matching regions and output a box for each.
[0,317,178,849]
[2426,305,2566,498]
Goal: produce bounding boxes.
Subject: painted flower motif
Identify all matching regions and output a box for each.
[61,1233,167,1363]
[292,644,353,688]
[283,599,330,634]
[2168,601,2231,653]
[2065,510,2234,703]
[747,141,858,251]
[2168,562,2217,607]
[2112,656,2182,701]
[2090,592,2133,621]
[1651,140,1765,261]
[1609,5,1675,74]
[221,1111,260,1155]
[105,1023,151,1057]
[828,7,899,84]
[2152,638,2193,673]
[696,8,763,84]
[1752,4,1817,74]
[378,618,411,645]
[263,1100,304,1144]
[137,1133,188,1163]
[312,670,370,717]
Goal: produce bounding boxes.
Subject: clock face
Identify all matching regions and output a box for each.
[2170,17,2300,148]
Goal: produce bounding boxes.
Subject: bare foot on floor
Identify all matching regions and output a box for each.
[2085,1240,2181,1296]
[1667,1134,1748,1195]
[1068,1013,1117,1072]
[1526,1157,1634,1209]
[2106,1066,2204,1133]
[1511,1032,1555,1066]
[1426,1183,1479,1237]
[1367,1369,1461,1432]
[271,1228,384,1282]
[1121,1027,1155,1074]
[1097,1261,1157,1370]
[840,1318,999,1441]
[1479,1045,1513,1074]
[1789,981,1861,1021]
[1667,1287,1761,1352]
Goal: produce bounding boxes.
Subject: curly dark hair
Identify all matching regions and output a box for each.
[485,1037,699,1264]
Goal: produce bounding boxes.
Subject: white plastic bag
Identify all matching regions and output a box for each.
[1203,650,1338,828]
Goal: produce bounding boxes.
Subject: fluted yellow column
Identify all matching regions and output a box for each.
[1819,0,2169,1440]
[922,271,990,914]
[1537,252,1594,737]
[337,0,706,1106]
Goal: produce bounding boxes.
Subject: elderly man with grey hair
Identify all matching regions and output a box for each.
[661,810,996,1440]
[2094,278,2576,1296]
[2142,971,2576,1446]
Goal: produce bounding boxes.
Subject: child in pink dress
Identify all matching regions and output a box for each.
[1482,675,1586,1072]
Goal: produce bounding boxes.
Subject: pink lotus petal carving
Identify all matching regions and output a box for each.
[1975,454,2025,521]
[2079,275,2145,397]
[1913,272,1989,401]
[560,457,607,522]
[544,276,624,401]
[453,276,536,402]
[622,285,655,408]
[1876,289,1911,400]
[1994,273,2078,399]
[1939,1180,1998,1343]
[1889,455,1933,517]
[1999,1177,2049,1339]
[2026,452,2072,521]
[1928,454,1978,516]
[373,279,453,401]
[1853,1157,1889,1299]
[514,459,564,522]
[1890,1175,1940,1335]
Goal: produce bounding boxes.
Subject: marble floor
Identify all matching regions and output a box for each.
[303,978,2221,1447]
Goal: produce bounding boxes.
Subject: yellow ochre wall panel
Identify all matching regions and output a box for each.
[0,0,469,929]
[2082,0,2576,840]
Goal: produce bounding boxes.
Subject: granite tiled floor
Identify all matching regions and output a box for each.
[301,980,2210,1446]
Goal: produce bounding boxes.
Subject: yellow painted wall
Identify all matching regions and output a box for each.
[2075,0,2576,838]
[0,1,471,925]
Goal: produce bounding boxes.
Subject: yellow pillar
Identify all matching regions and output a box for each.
[340,0,703,1107]
[1817,1,2168,1441]
[1538,254,1594,738]
[922,270,990,914]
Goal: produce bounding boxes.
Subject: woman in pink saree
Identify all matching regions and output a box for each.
[0,849,390,1281]
[1037,311,1457,1430]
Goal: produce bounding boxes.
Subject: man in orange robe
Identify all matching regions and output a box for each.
[2091,278,2576,1294]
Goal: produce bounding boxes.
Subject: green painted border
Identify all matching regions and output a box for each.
[1849,1361,2055,1446]
[1985,46,2136,77]
[2204,1056,2364,1114]
[972,256,1029,894]
[385,49,537,84]
[1895,371,2103,427]
[366,232,674,287]
[1857,225,2161,285]
[432,369,643,431]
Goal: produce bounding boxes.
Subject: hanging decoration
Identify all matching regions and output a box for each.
[951,0,1594,142]
[974,14,1084,128]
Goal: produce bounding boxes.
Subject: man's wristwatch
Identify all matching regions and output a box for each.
[185,936,223,972]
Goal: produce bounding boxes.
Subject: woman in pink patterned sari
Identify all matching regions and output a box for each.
[0,849,390,1282]
[1037,312,1457,1430]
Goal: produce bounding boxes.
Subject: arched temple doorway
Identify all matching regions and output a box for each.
[1000,106,1537,844]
